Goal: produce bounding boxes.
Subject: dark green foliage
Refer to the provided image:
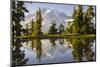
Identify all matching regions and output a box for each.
[12,1,29,66]
[59,39,64,45]
[31,19,34,33]
[12,1,28,37]
[50,39,57,48]
[65,5,84,34]
[66,21,73,33]
[48,20,57,34]
[66,5,95,34]
[26,24,29,36]
[59,24,64,34]
[67,37,95,61]
[82,6,95,34]
[32,8,43,36]
[73,5,83,34]
[31,39,42,62]
[12,39,29,66]
[72,7,77,18]
[72,38,84,61]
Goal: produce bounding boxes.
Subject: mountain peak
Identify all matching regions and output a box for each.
[21,8,72,32]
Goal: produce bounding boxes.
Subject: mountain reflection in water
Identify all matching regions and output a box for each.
[12,37,96,65]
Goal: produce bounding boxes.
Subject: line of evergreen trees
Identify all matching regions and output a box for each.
[66,5,95,34]
[13,4,96,37]
[48,20,64,34]
[30,8,65,36]
[28,5,95,36]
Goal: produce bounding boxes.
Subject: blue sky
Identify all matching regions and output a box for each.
[24,2,96,17]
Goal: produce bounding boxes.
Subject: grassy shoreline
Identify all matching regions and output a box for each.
[14,34,96,39]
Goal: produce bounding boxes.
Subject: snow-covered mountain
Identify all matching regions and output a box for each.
[21,8,72,32]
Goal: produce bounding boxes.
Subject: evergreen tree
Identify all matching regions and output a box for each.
[59,24,64,34]
[82,6,95,34]
[65,21,73,34]
[72,7,77,18]
[48,20,57,34]
[81,24,89,34]
[66,5,84,34]
[26,23,29,36]
[66,5,95,34]
[12,1,29,66]
[73,5,83,34]
[32,8,42,36]
[12,1,28,37]
[31,19,34,34]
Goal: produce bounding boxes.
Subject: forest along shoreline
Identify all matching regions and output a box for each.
[14,34,96,39]
[13,6,96,40]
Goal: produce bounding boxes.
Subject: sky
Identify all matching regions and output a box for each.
[24,2,96,17]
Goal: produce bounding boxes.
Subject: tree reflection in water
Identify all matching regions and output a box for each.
[12,37,95,66]
[31,38,42,62]
[59,39,64,46]
[82,38,95,61]
[49,38,57,48]
[66,37,95,62]
[12,39,29,66]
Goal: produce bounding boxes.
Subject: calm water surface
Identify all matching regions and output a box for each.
[12,37,96,65]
